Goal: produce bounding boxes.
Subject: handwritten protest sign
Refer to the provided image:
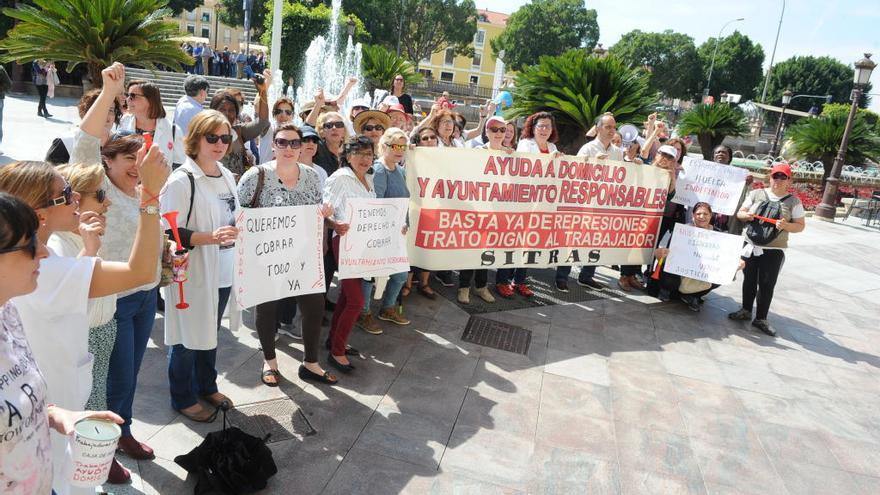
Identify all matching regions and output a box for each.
[671,156,749,215]
[405,147,670,270]
[234,205,325,308]
[664,223,743,285]
[338,197,410,279]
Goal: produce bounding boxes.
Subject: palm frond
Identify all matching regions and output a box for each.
[361,44,423,93]
[788,113,880,165]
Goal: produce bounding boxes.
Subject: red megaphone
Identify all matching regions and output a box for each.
[162,211,190,309]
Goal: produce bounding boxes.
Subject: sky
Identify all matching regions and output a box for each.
[475,0,880,112]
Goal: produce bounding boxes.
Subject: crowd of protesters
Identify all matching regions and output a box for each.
[179,42,266,79]
[0,60,805,495]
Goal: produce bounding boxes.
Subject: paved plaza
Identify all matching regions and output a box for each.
[2,95,880,494]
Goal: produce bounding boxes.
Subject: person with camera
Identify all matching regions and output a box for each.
[728,164,805,336]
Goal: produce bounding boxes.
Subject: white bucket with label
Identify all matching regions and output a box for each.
[69,418,121,487]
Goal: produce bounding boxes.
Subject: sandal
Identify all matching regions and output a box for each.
[417,286,437,300]
[178,404,216,423]
[261,369,281,387]
[200,392,233,408]
[401,286,411,297]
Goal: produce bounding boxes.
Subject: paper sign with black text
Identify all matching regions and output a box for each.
[338,197,410,279]
[234,205,325,308]
[664,223,743,285]
[671,156,749,215]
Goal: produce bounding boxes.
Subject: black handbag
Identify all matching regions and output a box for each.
[174,403,278,494]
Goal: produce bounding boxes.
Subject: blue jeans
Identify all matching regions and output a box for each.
[107,288,158,437]
[496,268,527,285]
[556,265,596,283]
[168,287,231,410]
[361,271,408,312]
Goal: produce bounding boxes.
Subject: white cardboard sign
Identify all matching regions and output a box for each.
[672,156,749,215]
[664,223,743,285]
[338,197,410,279]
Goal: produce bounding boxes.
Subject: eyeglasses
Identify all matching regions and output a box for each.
[487,126,506,133]
[45,183,74,208]
[363,124,385,132]
[204,133,233,144]
[83,189,107,203]
[394,77,404,81]
[389,143,407,151]
[323,121,346,129]
[534,124,552,130]
[0,233,37,259]
[419,135,437,142]
[771,173,790,180]
[273,109,294,116]
[274,138,302,149]
[124,92,145,100]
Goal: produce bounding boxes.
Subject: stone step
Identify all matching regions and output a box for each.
[124,67,260,110]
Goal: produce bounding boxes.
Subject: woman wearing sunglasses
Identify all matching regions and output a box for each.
[0,192,126,495]
[729,163,804,337]
[353,109,391,146]
[0,145,167,494]
[357,128,412,334]
[119,80,184,165]
[257,97,296,165]
[323,136,377,374]
[46,164,118,412]
[237,123,336,387]
[160,110,240,423]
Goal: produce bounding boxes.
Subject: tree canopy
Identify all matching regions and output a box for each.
[218,0,267,39]
[610,29,702,100]
[166,0,202,16]
[697,30,764,101]
[763,55,872,111]
[490,0,598,71]
[397,0,477,70]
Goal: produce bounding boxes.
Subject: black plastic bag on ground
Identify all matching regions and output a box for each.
[174,403,278,495]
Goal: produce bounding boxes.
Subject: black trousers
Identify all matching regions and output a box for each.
[255,292,324,363]
[36,84,48,114]
[458,269,488,289]
[741,249,785,320]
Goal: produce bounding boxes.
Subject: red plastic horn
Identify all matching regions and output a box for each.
[651,257,665,281]
[162,211,190,310]
[753,215,779,226]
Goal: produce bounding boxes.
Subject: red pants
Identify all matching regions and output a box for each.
[329,235,364,356]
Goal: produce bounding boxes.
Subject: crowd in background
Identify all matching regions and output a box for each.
[179,42,266,79]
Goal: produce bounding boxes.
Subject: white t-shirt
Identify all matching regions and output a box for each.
[46,232,116,327]
[741,188,805,254]
[103,180,161,297]
[202,174,237,288]
[0,301,53,495]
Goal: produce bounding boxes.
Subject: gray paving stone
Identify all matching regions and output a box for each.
[544,348,610,386]
[539,372,613,421]
[615,426,705,493]
[612,392,687,435]
[689,437,788,495]
[527,445,622,494]
[774,461,866,495]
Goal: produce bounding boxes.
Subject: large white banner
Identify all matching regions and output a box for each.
[338,197,410,279]
[234,205,325,308]
[664,223,743,285]
[405,147,671,270]
[672,156,749,215]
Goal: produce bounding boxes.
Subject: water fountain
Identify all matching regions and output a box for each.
[294,0,364,117]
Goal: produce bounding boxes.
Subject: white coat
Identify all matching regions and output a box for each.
[160,157,240,350]
[119,114,186,164]
[516,138,558,154]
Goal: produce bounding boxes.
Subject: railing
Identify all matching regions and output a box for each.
[410,78,493,99]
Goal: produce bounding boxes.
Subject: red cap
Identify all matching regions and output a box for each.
[386,103,406,115]
[770,163,792,178]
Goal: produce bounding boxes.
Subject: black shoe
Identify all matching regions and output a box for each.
[298,365,338,384]
[324,338,359,356]
[44,113,53,118]
[555,280,569,293]
[681,295,701,312]
[751,319,776,337]
[577,278,605,290]
[328,354,355,373]
[658,288,671,302]
[728,308,752,321]
[324,299,336,311]
[434,272,455,287]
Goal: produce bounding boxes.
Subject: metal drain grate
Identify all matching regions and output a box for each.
[226,398,316,444]
[461,316,532,355]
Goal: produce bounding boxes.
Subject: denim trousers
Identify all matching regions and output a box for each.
[168,287,231,410]
[361,271,408,313]
[107,288,157,437]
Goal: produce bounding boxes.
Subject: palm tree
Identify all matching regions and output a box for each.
[361,44,423,95]
[0,0,191,87]
[507,50,655,154]
[788,113,880,181]
[677,103,748,159]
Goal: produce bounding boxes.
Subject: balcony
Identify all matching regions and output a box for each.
[410,78,493,100]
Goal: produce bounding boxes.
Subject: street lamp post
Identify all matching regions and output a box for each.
[704,17,744,97]
[769,89,793,157]
[760,0,785,103]
[814,53,877,222]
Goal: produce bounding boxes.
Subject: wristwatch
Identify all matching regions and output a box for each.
[140,204,160,215]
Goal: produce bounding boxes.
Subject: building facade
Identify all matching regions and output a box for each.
[417,9,511,91]
[171,0,258,52]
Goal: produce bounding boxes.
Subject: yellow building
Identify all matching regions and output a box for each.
[418,9,511,91]
[171,0,265,52]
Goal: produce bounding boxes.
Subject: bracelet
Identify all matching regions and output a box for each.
[140,188,161,207]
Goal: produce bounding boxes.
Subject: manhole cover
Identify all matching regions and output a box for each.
[461,316,532,355]
[226,398,316,444]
